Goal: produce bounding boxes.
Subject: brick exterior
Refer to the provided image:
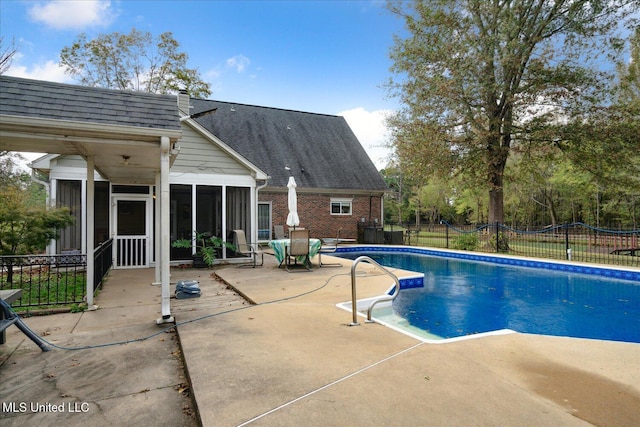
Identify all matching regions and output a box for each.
[260,191,382,240]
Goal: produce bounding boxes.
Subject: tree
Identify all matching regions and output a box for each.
[60,28,211,97]
[555,28,640,216]
[0,153,74,283]
[0,36,18,75]
[0,151,28,187]
[386,0,638,224]
[0,188,75,283]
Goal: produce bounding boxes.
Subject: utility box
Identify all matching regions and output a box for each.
[362,227,384,244]
[384,231,404,245]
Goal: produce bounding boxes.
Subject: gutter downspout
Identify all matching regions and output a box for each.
[255,177,270,242]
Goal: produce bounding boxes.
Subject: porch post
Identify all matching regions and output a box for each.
[157,137,174,324]
[48,179,58,255]
[154,173,161,285]
[221,185,227,259]
[86,156,97,310]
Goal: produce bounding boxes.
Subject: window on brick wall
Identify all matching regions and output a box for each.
[330,198,352,215]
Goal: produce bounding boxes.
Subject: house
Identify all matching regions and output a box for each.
[188,98,388,242]
[1,76,386,318]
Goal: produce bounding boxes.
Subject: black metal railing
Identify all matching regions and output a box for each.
[94,238,113,294]
[0,254,87,308]
[0,239,114,309]
[384,222,640,268]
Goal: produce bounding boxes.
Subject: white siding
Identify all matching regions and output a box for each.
[172,125,251,176]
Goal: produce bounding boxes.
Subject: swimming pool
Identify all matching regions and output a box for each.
[335,247,640,343]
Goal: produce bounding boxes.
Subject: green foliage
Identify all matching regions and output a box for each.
[70,303,87,313]
[0,184,74,257]
[171,232,235,267]
[60,28,211,97]
[452,233,479,251]
[386,0,636,224]
[489,232,510,253]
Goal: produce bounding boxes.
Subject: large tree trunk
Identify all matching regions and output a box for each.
[488,185,504,224]
[487,135,509,224]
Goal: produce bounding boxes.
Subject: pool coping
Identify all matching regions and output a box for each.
[335,245,640,282]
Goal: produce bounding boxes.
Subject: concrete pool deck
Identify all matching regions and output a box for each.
[2,252,639,426]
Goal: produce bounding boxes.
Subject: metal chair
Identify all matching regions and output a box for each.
[274,225,286,239]
[233,230,264,268]
[286,229,312,272]
[319,228,343,267]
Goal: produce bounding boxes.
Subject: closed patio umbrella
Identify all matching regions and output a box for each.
[286,176,300,228]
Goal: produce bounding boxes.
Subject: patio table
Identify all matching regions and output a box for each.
[268,238,322,266]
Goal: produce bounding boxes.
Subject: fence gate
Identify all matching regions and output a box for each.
[113,198,149,268]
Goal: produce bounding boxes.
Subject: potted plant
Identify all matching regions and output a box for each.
[172,231,235,268]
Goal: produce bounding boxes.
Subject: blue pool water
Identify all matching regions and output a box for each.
[336,251,640,343]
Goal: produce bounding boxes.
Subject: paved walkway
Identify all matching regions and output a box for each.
[2,253,640,426]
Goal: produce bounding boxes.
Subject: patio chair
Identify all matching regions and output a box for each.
[274,225,286,240]
[319,227,343,267]
[286,229,312,272]
[233,230,264,268]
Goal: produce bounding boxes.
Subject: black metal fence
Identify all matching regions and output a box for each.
[94,239,113,295]
[0,238,113,309]
[384,222,640,268]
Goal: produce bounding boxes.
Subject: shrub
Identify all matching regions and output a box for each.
[452,233,479,251]
[489,232,510,253]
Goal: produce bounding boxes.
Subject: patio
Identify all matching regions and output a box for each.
[2,252,639,426]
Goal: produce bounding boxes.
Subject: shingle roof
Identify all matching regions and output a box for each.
[1,76,387,192]
[0,75,180,131]
[190,99,388,192]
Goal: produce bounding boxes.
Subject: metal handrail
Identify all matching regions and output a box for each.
[349,256,401,326]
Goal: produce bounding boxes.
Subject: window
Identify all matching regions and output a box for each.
[330,199,352,215]
[257,202,272,241]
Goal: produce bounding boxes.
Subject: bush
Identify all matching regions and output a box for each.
[452,233,479,251]
[489,232,510,253]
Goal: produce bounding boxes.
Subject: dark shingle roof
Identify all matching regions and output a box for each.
[190,99,387,191]
[0,75,180,131]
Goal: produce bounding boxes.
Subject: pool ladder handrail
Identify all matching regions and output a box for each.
[350,256,401,326]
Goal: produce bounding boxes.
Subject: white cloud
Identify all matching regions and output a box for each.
[6,58,71,83]
[28,0,116,30]
[338,107,394,170]
[226,54,250,73]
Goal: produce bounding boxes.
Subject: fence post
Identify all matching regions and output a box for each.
[495,221,499,253]
[565,222,571,260]
[445,223,449,249]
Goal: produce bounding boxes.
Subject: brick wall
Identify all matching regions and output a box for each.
[260,191,382,240]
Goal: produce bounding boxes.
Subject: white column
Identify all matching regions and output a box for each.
[157,137,174,324]
[86,156,96,309]
[191,184,197,254]
[221,185,227,259]
[81,179,87,254]
[49,179,58,255]
[154,173,161,285]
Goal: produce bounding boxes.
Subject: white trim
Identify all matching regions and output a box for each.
[169,171,256,187]
[1,114,182,142]
[330,198,353,216]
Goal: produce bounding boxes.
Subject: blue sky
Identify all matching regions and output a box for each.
[1,0,406,168]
